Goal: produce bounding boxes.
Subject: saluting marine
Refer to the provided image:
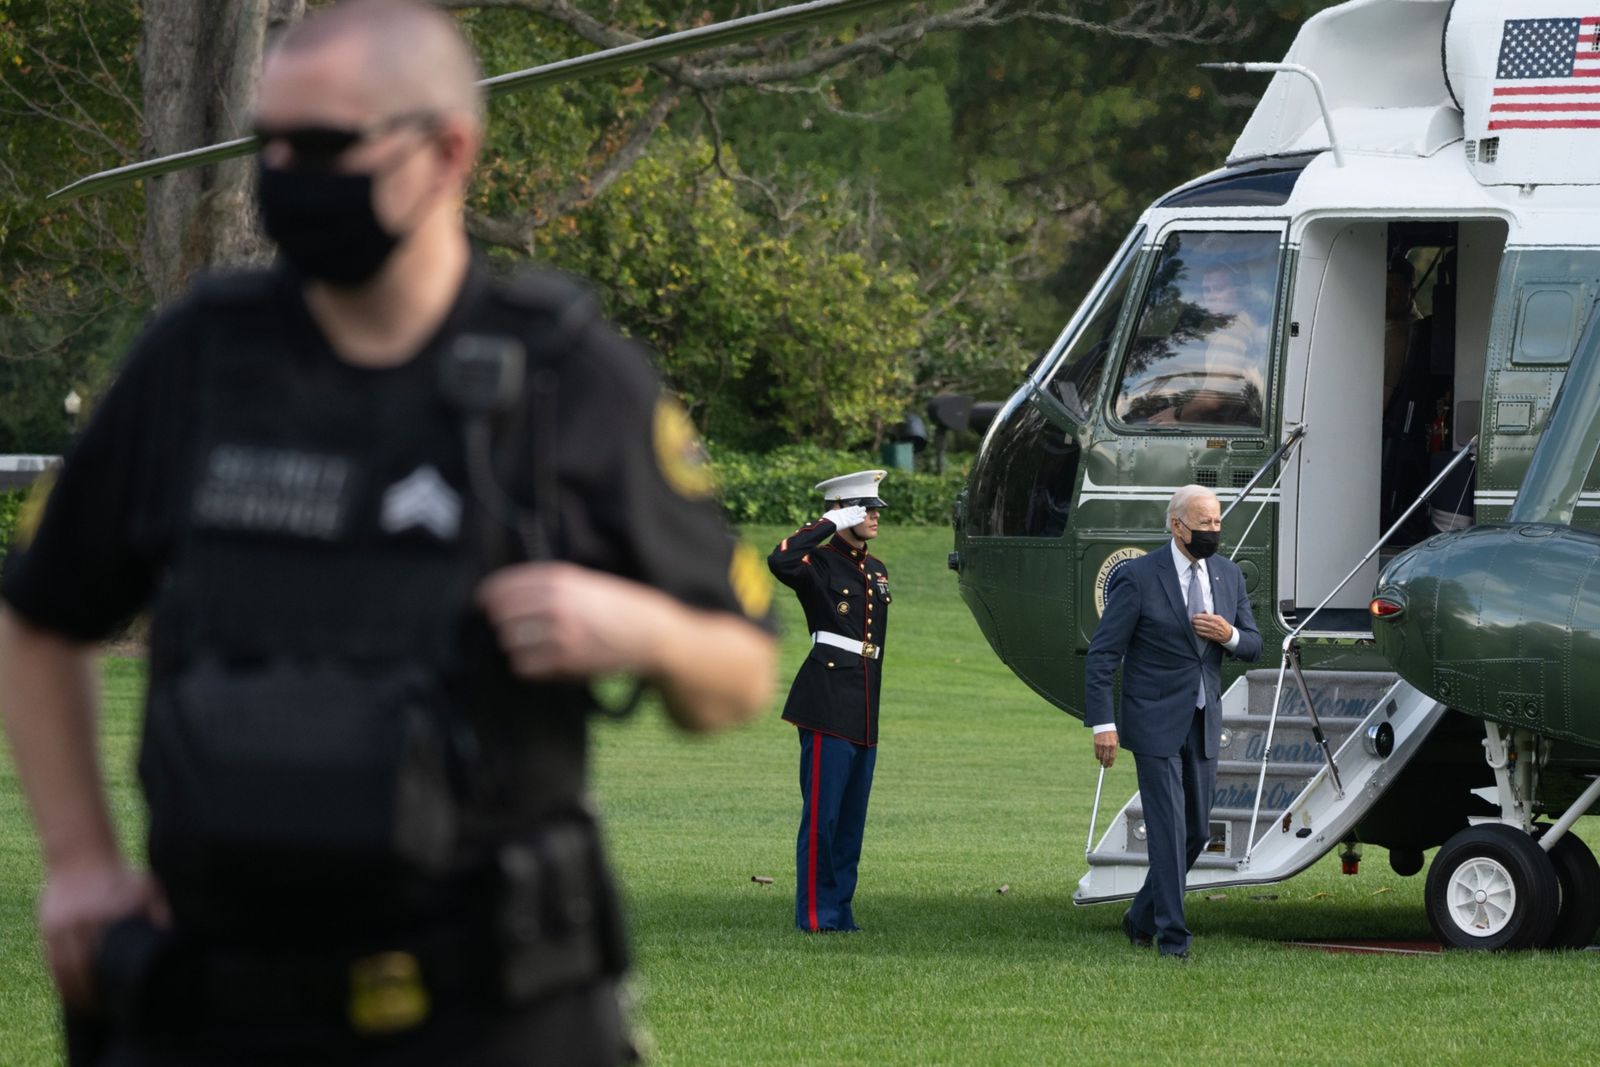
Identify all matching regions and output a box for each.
[768,470,891,933]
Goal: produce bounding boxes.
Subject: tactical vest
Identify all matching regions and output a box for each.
[137,268,613,955]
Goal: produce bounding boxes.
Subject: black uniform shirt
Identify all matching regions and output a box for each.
[768,518,890,746]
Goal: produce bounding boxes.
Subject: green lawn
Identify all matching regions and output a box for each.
[3,523,1598,1065]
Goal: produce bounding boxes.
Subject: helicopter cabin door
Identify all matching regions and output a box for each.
[1282,220,1386,630]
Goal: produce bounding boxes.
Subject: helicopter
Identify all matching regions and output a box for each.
[950,0,1600,950]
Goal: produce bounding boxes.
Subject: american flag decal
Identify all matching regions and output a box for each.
[1490,16,1600,131]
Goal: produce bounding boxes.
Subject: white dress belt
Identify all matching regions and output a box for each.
[811,631,881,660]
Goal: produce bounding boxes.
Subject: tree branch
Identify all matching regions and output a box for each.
[437,1,1251,95]
[467,84,682,250]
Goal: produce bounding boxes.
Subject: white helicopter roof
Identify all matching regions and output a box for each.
[1229,0,1600,188]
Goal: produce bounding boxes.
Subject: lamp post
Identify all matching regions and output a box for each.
[63,388,82,439]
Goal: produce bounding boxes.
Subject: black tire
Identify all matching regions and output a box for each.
[1389,847,1424,877]
[1425,824,1559,950]
[1543,832,1600,950]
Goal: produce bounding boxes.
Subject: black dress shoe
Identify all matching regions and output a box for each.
[1121,910,1153,948]
[1160,949,1191,962]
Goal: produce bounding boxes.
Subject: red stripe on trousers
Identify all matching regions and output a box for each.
[807,735,822,932]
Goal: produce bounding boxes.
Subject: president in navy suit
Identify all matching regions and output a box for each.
[1084,484,1261,959]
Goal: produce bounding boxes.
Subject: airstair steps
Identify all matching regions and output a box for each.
[1221,713,1365,728]
[1243,669,1397,717]
[1125,804,1284,824]
[1217,759,1324,776]
[1085,669,1403,873]
[1086,851,1239,870]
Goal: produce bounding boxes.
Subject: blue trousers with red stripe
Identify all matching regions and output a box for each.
[795,728,876,932]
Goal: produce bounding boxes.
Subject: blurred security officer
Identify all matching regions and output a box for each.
[1084,485,1260,960]
[0,2,774,1063]
[768,470,890,933]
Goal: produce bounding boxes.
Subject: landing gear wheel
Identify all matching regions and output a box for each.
[1425,824,1558,951]
[1541,832,1600,950]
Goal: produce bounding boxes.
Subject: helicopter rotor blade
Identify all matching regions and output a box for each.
[47,0,915,203]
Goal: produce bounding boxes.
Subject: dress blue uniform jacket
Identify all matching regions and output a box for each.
[1084,547,1262,758]
[768,518,889,746]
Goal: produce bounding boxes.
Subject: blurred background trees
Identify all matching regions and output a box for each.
[0,0,1333,455]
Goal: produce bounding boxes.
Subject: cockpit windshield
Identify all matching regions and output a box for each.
[1113,230,1280,431]
[1041,227,1143,421]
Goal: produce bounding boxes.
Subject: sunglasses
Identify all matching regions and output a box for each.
[251,111,441,170]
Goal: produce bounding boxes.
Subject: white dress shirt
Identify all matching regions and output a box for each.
[1093,538,1240,736]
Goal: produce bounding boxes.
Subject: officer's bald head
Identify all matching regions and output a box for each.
[266,0,484,127]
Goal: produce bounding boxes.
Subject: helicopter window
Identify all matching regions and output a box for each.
[1112,230,1280,431]
[965,401,1078,538]
[1513,285,1584,365]
[1157,160,1309,209]
[1043,230,1141,420]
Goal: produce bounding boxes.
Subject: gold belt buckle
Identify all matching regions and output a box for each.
[861,642,878,660]
[348,951,430,1035]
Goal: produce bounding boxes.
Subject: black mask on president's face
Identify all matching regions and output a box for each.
[1179,520,1220,560]
[256,162,401,286]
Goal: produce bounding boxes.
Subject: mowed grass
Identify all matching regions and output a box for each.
[3,523,1599,1065]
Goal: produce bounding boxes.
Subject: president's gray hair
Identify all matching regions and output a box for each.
[1167,484,1218,526]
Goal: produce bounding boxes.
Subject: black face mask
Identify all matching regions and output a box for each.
[1181,524,1221,561]
[256,162,401,286]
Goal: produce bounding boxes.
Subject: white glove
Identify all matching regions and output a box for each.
[821,505,869,531]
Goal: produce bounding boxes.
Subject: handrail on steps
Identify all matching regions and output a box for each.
[1221,423,1306,528]
[1242,439,1479,864]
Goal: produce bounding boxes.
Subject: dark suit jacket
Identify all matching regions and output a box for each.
[1084,545,1261,759]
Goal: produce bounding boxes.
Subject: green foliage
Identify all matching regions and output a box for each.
[709,38,1037,408]
[0,0,148,450]
[710,443,965,527]
[0,489,22,563]
[464,3,665,226]
[945,3,1336,334]
[533,140,926,450]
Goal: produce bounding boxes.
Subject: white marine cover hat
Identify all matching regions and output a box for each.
[815,469,888,509]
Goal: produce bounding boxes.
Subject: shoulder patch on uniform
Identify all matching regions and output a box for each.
[12,469,57,551]
[653,396,714,499]
[729,542,774,620]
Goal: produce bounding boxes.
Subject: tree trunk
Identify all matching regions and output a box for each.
[139,0,304,303]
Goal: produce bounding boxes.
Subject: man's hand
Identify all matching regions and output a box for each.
[820,505,868,532]
[478,562,676,681]
[1192,612,1234,645]
[1094,729,1119,769]
[39,861,166,1008]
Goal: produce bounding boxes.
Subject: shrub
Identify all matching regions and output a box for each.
[0,490,23,567]
[710,443,967,527]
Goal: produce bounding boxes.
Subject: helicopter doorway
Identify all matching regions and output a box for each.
[1279,218,1506,632]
